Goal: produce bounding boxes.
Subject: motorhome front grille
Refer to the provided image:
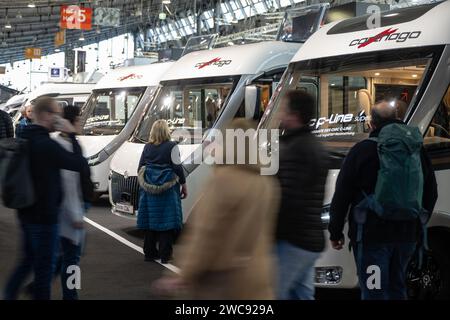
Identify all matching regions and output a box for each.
[110,171,140,210]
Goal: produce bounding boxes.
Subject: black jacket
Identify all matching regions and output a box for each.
[276,126,329,252]
[18,125,90,224]
[328,120,438,245]
[138,140,186,184]
[0,109,13,139]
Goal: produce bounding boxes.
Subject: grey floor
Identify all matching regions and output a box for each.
[0,197,356,300]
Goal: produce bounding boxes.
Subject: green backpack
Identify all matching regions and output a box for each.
[353,123,428,269]
[373,123,424,219]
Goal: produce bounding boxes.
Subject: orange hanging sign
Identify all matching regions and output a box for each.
[60,5,92,30]
[25,47,42,59]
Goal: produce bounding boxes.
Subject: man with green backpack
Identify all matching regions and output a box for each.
[328,100,438,300]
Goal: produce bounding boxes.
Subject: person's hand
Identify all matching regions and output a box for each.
[72,221,84,229]
[55,117,76,134]
[151,276,186,297]
[331,238,345,250]
[180,184,188,199]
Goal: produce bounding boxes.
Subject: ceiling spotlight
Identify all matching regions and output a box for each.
[28,1,36,8]
[4,22,12,29]
[412,74,418,78]
[79,32,85,41]
[162,0,171,4]
[374,72,380,76]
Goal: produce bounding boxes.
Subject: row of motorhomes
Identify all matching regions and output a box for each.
[8,1,450,298]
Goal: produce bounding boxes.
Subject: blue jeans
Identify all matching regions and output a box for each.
[3,223,59,300]
[276,241,321,300]
[60,237,82,300]
[353,242,416,300]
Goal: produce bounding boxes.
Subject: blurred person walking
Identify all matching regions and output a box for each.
[0,108,13,139]
[275,90,329,300]
[15,104,33,138]
[53,105,93,300]
[328,101,438,300]
[3,97,90,300]
[137,120,187,264]
[153,119,280,299]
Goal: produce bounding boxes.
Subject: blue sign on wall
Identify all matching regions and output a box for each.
[50,68,61,77]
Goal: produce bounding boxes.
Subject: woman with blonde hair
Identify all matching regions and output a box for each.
[137,119,187,263]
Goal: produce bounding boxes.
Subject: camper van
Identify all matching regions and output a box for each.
[109,40,301,216]
[12,82,96,128]
[78,62,174,197]
[258,1,450,298]
[108,4,329,216]
[2,93,28,116]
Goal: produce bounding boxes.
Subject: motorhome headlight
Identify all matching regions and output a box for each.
[315,267,343,284]
[87,149,109,166]
[321,204,331,225]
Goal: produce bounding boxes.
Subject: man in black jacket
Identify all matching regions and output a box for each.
[3,97,90,300]
[275,90,329,300]
[329,101,438,300]
[0,108,13,139]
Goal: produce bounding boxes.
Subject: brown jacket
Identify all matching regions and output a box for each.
[175,165,280,299]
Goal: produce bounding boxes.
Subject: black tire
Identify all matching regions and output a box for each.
[407,232,450,300]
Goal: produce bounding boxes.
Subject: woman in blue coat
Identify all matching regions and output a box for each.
[137,120,187,263]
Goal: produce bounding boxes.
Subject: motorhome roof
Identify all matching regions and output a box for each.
[94,62,174,90]
[161,41,301,82]
[27,82,95,103]
[5,93,27,106]
[291,1,450,63]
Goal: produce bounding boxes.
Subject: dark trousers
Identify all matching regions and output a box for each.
[143,230,174,262]
[354,242,416,300]
[60,237,81,300]
[3,223,59,300]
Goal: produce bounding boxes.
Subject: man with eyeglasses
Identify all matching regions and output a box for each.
[3,97,89,300]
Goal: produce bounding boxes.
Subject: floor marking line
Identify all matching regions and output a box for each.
[84,217,180,274]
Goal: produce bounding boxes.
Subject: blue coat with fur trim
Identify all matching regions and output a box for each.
[137,142,184,231]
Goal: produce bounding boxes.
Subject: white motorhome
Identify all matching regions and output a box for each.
[77,62,174,196]
[109,4,329,216]
[2,93,28,115]
[258,1,450,298]
[109,40,302,215]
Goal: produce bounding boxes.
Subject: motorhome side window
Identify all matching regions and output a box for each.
[424,85,450,145]
[83,87,145,135]
[134,82,233,144]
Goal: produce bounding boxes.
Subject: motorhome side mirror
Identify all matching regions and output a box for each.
[244,85,260,120]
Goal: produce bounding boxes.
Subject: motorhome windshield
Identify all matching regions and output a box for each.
[259,46,443,151]
[133,77,237,144]
[82,87,146,136]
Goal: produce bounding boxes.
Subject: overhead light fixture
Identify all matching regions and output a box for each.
[374,72,380,76]
[4,21,12,29]
[412,74,418,78]
[28,1,36,8]
[16,11,23,19]
[162,0,171,4]
[79,32,85,41]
